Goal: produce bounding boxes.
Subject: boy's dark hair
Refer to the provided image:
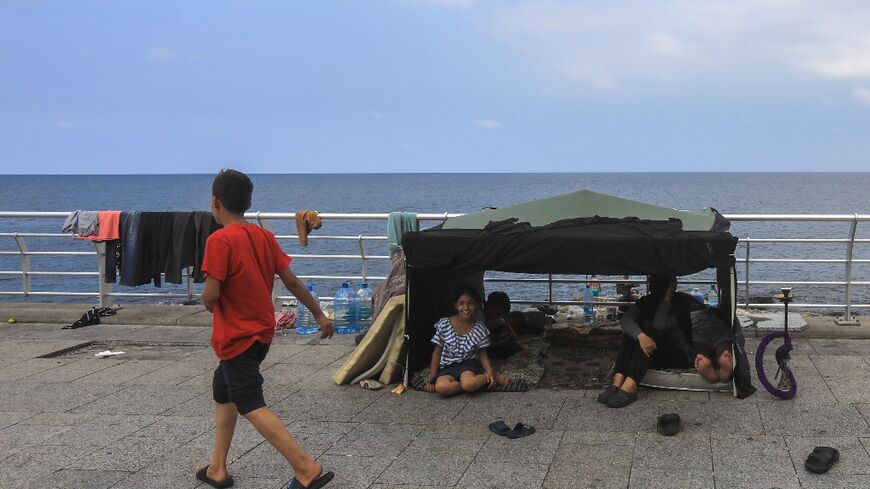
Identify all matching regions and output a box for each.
[212,169,253,214]
[485,291,511,314]
[451,284,482,304]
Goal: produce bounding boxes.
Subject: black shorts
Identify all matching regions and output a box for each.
[433,358,485,382]
[212,341,271,415]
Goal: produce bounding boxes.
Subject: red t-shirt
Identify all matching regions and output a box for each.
[202,223,292,360]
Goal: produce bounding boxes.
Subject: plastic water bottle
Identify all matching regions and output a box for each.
[705,285,719,308]
[334,282,358,334]
[690,287,705,305]
[583,285,594,323]
[295,284,320,335]
[356,283,373,333]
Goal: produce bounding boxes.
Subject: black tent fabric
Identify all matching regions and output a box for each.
[402,191,755,398]
[403,216,737,276]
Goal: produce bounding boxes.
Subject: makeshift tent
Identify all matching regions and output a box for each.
[402,190,755,398]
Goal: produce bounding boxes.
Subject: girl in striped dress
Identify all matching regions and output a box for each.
[425,284,509,397]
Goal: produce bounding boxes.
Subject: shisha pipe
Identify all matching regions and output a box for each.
[774,287,795,389]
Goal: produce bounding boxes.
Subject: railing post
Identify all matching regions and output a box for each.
[13,233,30,297]
[94,241,113,307]
[358,235,368,284]
[186,266,194,303]
[548,274,553,306]
[836,214,860,325]
[744,239,751,309]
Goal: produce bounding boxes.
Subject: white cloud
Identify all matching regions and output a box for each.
[487,1,870,90]
[146,47,179,61]
[403,0,473,7]
[853,88,870,106]
[55,121,74,130]
[648,32,683,56]
[475,119,504,129]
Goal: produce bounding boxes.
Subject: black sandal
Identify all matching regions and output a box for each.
[196,465,234,488]
[805,446,839,474]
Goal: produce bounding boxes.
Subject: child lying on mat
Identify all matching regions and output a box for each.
[424,284,509,397]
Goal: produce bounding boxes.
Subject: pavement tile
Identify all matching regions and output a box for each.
[163,391,225,418]
[0,357,77,381]
[0,381,121,412]
[713,471,801,489]
[826,376,870,404]
[656,399,763,434]
[26,469,131,489]
[554,397,658,432]
[476,428,562,465]
[643,388,710,402]
[72,360,175,384]
[0,339,88,358]
[314,454,394,489]
[711,434,795,474]
[809,354,870,378]
[41,415,156,449]
[280,344,353,365]
[560,430,636,446]
[758,403,870,436]
[632,432,711,470]
[262,362,324,387]
[325,422,423,458]
[24,357,124,383]
[289,365,353,391]
[452,391,566,429]
[797,474,870,489]
[106,470,202,489]
[71,384,202,415]
[377,448,476,487]
[0,410,34,430]
[124,360,215,386]
[230,438,333,479]
[351,390,468,425]
[810,339,870,356]
[628,468,714,489]
[457,460,549,488]
[545,444,632,489]
[271,388,383,423]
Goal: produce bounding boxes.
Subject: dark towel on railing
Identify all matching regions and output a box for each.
[163,212,196,284]
[193,211,220,282]
[118,211,142,286]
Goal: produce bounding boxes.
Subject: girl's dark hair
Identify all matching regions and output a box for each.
[451,284,482,304]
[485,291,511,314]
[212,168,253,214]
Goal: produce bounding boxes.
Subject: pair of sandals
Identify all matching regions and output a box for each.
[63,306,117,329]
[488,420,536,439]
[196,465,335,489]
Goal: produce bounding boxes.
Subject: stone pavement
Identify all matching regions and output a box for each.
[4,321,870,488]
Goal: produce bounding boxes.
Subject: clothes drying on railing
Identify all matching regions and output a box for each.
[103,211,220,287]
[62,210,122,241]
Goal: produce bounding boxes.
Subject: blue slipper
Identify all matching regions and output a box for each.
[288,470,334,489]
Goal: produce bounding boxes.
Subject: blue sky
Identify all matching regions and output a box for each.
[2,0,870,174]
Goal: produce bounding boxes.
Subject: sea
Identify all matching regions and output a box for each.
[1,173,869,312]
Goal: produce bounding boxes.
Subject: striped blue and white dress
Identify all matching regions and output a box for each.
[431,317,491,368]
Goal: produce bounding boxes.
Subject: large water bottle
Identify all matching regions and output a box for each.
[583,285,594,323]
[334,282,358,334]
[356,283,374,333]
[295,284,320,335]
[589,275,601,297]
[705,285,720,308]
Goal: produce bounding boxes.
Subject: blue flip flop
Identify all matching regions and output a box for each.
[287,470,335,489]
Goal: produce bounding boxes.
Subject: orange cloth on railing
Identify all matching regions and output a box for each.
[295,210,322,247]
[81,211,122,242]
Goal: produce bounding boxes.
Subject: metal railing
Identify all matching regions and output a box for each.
[1,211,868,322]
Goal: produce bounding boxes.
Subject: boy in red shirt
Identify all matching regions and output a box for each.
[197,169,335,489]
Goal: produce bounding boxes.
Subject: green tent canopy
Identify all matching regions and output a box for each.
[441,190,720,232]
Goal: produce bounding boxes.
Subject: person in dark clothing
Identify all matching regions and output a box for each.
[597,275,694,408]
[482,291,523,359]
[691,306,734,383]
